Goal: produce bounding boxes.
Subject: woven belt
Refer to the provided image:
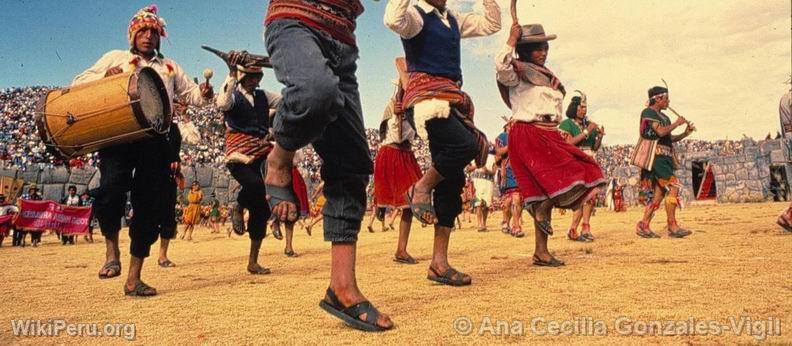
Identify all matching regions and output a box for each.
[471,172,494,181]
[655,145,674,157]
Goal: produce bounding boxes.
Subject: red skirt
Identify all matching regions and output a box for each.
[373,145,423,209]
[291,167,310,217]
[508,122,606,209]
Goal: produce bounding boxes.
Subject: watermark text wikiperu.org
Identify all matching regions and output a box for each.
[10,319,136,341]
[452,315,781,341]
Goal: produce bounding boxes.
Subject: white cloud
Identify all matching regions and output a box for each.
[448,0,791,144]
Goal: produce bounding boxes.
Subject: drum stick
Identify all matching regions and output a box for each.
[203,69,213,86]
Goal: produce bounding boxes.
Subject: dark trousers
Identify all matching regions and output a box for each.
[61,234,75,244]
[12,229,23,246]
[423,114,479,228]
[91,135,173,258]
[30,231,41,243]
[227,157,270,241]
[266,19,373,242]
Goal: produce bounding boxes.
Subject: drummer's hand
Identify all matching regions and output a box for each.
[104,66,123,77]
[200,83,214,99]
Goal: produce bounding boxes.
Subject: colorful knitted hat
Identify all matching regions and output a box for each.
[128,4,167,48]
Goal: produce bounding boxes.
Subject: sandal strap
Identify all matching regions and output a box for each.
[343,301,379,324]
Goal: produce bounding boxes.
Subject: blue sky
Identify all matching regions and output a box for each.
[1,1,790,144]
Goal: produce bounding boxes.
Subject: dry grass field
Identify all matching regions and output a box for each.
[1,202,791,345]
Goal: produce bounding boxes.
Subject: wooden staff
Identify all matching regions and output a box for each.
[661,78,696,132]
[511,0,519,24]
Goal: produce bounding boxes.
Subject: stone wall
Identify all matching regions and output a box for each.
[610,138,788,205]
[3,138,789,206]
[0,166,238,204]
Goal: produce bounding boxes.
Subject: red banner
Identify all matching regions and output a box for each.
[15,200,92,234]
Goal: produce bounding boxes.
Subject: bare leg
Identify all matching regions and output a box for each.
[640,185,666,225]
[99,232,121,276]
[510,193,522,230]
[366,208,376,232]
[387,209,400,230]
[411,167,444,224]
[427,225,471,284]
[580,201,595,237]
[665,185,681,231]
[502,196,512,232]
[247,239,269,273]
[124,256,155,294]
[532,199,554,261]
[327,242,393,329]
[395,209,413,260]
[158,238,172,264]
[569,208,583,236]
[284,221,296,256]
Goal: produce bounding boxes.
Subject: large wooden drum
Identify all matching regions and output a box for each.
[35,67,171,159]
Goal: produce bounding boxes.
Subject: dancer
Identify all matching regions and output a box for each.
[373,71,423,264]
[495,122,525,237]
[470,153,496,232]
[776,81,792,232]
[264,0,392,331]
[496,22,605,266]
[215,50,282,274]
[385,0,501,286]
[73,5,213,296]
[558,93,604,242]
[634,86,695,238]
[181,181,203,241]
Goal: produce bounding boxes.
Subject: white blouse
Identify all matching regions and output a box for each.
[495,44,564,124]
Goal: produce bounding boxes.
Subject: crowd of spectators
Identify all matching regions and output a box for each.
[0,86,763,181]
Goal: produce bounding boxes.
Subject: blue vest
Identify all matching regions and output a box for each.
[401,6,462,82]
[223,89,270,137]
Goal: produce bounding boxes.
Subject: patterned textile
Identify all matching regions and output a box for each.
[265,0,363,46]
[402,72,489,167]
[224,130,273,164]
[128,5,167,46]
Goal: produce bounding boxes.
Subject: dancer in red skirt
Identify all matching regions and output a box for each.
[496,23,606,267]
[374,76,423,264]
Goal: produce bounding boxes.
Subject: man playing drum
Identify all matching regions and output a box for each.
[72,5,213,297]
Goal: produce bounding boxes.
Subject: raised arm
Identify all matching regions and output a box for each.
[384,0,424,39]
[456,0,501,38]
[495,23,522,87]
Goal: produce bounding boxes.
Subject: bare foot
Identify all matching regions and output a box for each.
[410,186,437,224]
[247,263,271,275]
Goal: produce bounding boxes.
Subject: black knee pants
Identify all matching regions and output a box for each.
[227,157,270,241]
[423,114,479,228]
[91,135,174,258]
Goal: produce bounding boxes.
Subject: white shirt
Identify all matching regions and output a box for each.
[384,0,501,40]
[382,115,416,146]
[64,195,80,207]
[495,44,564,124]
[215,75,281,114]
[72,50,208,109]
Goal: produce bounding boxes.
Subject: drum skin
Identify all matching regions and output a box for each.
[35,67,170,159]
